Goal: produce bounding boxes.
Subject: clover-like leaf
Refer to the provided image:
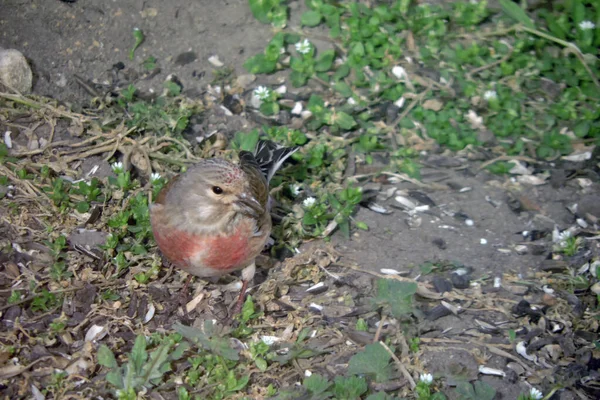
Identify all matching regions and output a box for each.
[347,343,393,383]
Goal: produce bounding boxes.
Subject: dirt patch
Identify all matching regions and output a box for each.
[1,0,274,103]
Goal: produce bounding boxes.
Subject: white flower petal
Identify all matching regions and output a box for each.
[530,387,543,400]
[483,90,497,101]
[303,197,316,208]
[419,373,433,384]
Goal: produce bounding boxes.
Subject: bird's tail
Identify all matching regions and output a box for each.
[241,140,298,183]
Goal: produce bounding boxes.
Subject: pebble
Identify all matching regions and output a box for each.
[0,48,33,93]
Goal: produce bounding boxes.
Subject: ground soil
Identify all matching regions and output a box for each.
[1,1,599,399]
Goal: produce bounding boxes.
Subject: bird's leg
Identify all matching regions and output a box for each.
[231,262,256,315]
[179,274,194,310]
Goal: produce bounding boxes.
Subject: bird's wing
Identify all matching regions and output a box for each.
[239,150,269,208]
[251,139,299,183]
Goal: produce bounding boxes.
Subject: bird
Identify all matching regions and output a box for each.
[149,140,298,314]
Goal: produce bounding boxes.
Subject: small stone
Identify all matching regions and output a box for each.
[432,277,453,293]
[0,48,33,93]
[208,55,224,67]
[451,274,470,289]
[235,74,256,88]
[432,238,447,249]
[174,51,197,66]
[222,94,243,114]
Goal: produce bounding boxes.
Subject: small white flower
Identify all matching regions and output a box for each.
[529,387,543,400]
[150,172,161,183]
[392,65,407,80]
[295,39,312,55]
[483,90,498,101]
[111,161,124,173]
[253,86,271,101]
[555,230,572,247]
[419,373,433,385]
[290,184,302,197]
[303,197,316,208]
[579,21,595,30]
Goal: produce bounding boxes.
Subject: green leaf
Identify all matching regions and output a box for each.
[572,1,586,25]
[347,343,393,383]
[334,82,353,97]
[333,112,356,130]
[498,0,535,29]
[169,341,190,360]
[373,278,417,319]
[255,357,268,371]
[355,221,369,231]
[365,394,400,400]
[142,340,174,383]
[106,370,124,390]
[333,375,368,399]
[473,381,496,400]
[129,28,144,60]
[290,70,309,87]
[173,321,240,361]
[574,121,591,138]
[301,10,323,27]
[338,220,350,239]
[241,295,256,323]
[76,201,90,213]
[243,54,277,74]
[333,64,350,81]
[97,345,118,368]
[271,6,288,28]
[304,374,332,397]
[455,381,496,400]
[130,335,148,374]
[315,49,335,72]
[232,129,260,151]
[227,374,250,392]
[249,0,278,23]
[260,101,280,116]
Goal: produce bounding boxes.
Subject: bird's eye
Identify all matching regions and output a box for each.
[212,186,223,195]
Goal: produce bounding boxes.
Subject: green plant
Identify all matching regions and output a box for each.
[454,380,496,400]
[248,0,288,28]
[142,55,157,71]
[517,387,544,400]
[31,290,60,312]
[371,278,417,320]
[98,334,189,399]
[129,27,144,60]
[347,343,393,383]
[7,290,21,304]
[44,235,72,281]
[415,373,447,400]
[70,177,103,212]
[486,161,516,175]
[254,86,280,116]
[289,38,336,87]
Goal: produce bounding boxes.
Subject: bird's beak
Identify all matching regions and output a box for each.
[234,192,263,219]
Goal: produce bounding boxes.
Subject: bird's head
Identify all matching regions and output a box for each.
[162,159,266,225]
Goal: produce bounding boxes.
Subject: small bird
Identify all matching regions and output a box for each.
[150,140,298,313]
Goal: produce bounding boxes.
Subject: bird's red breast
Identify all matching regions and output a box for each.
[150,205,268,277]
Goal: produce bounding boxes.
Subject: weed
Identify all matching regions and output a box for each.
[98,334,189,399]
